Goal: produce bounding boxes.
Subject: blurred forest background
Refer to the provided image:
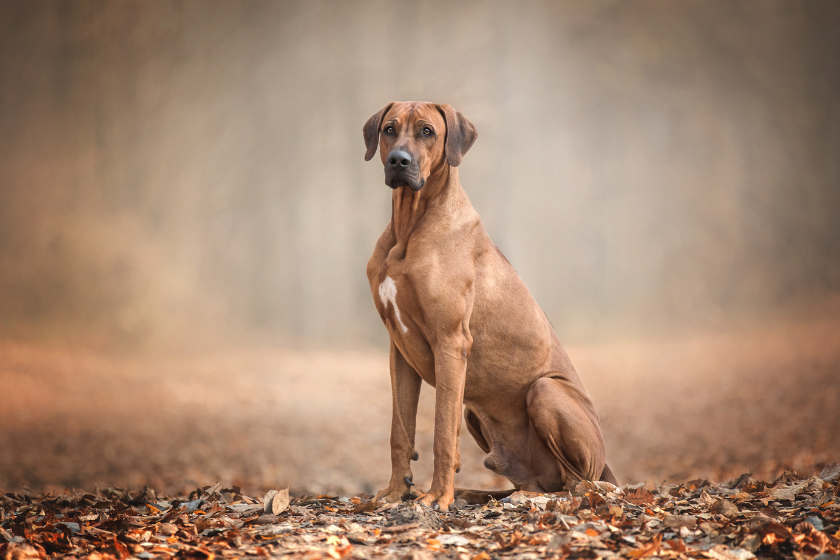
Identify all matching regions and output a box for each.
[1,0,839,496]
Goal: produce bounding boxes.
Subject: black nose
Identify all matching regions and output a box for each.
[387,150,412,168]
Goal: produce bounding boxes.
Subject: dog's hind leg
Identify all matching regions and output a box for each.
[526,377,609,489]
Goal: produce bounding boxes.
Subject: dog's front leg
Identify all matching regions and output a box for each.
[418,335,470,511]
[375,342,422,503]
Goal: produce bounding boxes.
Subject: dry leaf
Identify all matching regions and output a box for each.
[818,461,840,481]
[628,534,662,558]
[711,499,739,517]
[262,488,290,515]
[768,480,809,501]
[575,480,620,495]
[351,500,377,513]
[699,489,715,505]
[725,473,753,489]
[624,487,655,505]
[509,491,541,506]
[664,514,697,529]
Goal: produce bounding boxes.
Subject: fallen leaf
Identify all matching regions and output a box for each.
[437,534,469,546]
[725,473,753,489]
[509,491,541,506]
[818,461,840,481]
[768,480,809,501]
[575,480,620,494]
[262,488,290,515]
[711,499,739,517]
[158,523,178,536]
[757,521,793,547]
[666,538,686,552]
[624,488,655,505]
[628,534,662,558]
[664,514,697,529]
[699,489,715,505]
[351,500,376,514]
[707,544,755,560]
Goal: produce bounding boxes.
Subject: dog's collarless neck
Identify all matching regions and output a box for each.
[388,166,458,257]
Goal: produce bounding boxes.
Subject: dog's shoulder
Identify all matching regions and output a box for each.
[366,222,396,282]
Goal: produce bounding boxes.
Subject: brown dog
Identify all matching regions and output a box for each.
[364,101,617,511]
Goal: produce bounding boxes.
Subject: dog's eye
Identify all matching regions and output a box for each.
[384,126,394,134]
[422,127,433,136]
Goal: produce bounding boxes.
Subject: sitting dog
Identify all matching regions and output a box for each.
[364,101,617,511]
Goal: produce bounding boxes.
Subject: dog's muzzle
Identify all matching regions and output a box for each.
[385,149,425,191]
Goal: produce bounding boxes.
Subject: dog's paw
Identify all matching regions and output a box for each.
[417,490,455,512]
[374,484,412,503]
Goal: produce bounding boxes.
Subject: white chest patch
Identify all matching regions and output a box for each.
[378,276,409,333]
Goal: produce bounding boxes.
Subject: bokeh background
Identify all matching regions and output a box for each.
[1,0,839,496]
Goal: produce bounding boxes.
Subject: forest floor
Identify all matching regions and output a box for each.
[1,466,839,559]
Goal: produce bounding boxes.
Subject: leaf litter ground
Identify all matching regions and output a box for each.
[2,463,839,560]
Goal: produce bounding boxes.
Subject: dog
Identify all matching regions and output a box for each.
[364,101,617,511]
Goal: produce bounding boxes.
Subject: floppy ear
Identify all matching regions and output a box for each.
[363,102,394,161]
[436,104,478,167]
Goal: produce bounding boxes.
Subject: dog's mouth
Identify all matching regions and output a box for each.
[387,178,425,191]
[385,168,425,191]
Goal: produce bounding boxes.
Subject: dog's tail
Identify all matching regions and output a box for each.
[599,463,619,485]
[454,488,515,504]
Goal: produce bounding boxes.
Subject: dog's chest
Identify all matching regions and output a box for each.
[369,258,439,379]
[377,275,409,334]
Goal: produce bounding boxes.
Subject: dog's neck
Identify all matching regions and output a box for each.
[389,164,459,257]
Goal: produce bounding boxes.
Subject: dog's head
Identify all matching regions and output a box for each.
[363,101,477,191]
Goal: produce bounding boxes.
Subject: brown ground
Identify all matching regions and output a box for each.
[1,317,839,496]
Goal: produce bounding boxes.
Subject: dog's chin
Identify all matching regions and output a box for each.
[386,175,425,192]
